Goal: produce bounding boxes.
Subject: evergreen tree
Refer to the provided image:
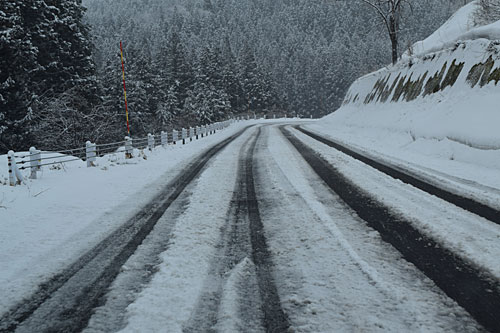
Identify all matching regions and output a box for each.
[220,38,244,112]
[82,0,469,123]
[166,30,194,113]
[155,84,178,130]
[98,49,126,141]
[1,0,97,151]
[0,1,36,151]
[184,54,231,125]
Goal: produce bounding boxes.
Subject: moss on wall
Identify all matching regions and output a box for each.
[391,75,407,102]
[424,63,447,96]
[354,51,498,106]
[406,72,428,101]
[466,55,494,88]
[488,67,500,85]
[480,56,495,87]
[441,59,465,90]
[380,73,400,103]
[467,63,484,87]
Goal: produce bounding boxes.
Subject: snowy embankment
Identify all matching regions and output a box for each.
[306,0,500,202]
[0,121,261,315]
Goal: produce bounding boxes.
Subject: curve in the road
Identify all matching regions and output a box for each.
[0,125,254,333]
[296,126,500,226]
[184,126,290,333]
[281,126,500,333]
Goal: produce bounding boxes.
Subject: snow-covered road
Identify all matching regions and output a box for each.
[1,122,498,332]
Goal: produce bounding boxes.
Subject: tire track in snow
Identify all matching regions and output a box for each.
[0,126,254,333]
[83,190,192,333]
[184,127,290,333]
[256,125,480,332]
[296,126,500,226]
[281,126,500,333]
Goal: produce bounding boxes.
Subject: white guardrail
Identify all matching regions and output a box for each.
[7,118,241,186]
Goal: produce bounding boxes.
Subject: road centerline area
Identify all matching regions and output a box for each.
[184,126,290,333]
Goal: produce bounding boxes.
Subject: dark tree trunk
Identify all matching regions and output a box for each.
[389,14,398,65]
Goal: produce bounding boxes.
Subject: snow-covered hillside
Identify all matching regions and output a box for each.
[307,1,500,200]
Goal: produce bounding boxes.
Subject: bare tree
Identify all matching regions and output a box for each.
[361,0,411,64]
[32,88,121,151]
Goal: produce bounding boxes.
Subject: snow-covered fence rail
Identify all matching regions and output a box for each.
[7,147,85,185]
[6,119,237,186]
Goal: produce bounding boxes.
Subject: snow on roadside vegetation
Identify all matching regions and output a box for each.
[0,121,253,316]
[306,1,500,201]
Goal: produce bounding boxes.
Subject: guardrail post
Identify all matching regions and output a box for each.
[182,128,187,144]
[125,136,133,158]
[172,129,178,144]
[195,126,200,140]
[8,150,23,186]
[86,141,97,167]
[148,133,154,151]
[36,150,41,171]
[189,127,194,142]
[161,131,168,147]
[29,147,39,179]
[8,151,16,186]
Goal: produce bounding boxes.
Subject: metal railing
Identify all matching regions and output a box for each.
[7,119,237,186]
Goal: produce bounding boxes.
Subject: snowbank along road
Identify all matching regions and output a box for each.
[2,123,499,332]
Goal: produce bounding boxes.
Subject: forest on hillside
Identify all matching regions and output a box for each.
[0,0,470,152]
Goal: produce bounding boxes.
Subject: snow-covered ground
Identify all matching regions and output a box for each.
[306,0,500,209]
[402,1,478,58]
[0,121,263,315]
[257,126,481,332]
[289,127,500,280]
[404,1,500,58]
[111,127,254,333]
[92,124,482,332]
[0,121,487,331]
[1,2,498,331]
